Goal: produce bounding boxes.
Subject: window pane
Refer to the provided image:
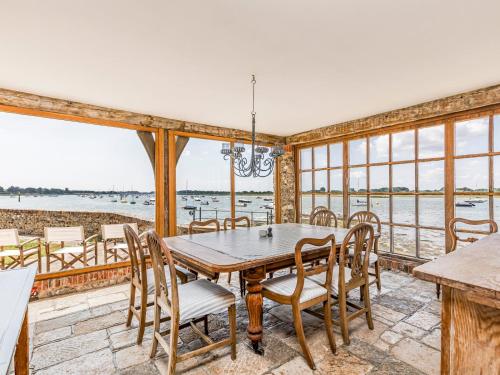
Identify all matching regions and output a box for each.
[369,195,389,222]
[455,157,488,192]
[369,135,389,163]
[370,165,389,192]
[454,196,490,227]
[349,167,366,192]
[494,196,500,228]
[392,163,415,192]
[455,117,489,156]
[392,130,415,161]
[378,224,391,252]
[494,115,500,152]
[330,195,343,220]
[419,161,444,192]
[301,195,312,222]
[419,196,445,228]
[301,171,312,192]
[494,155,500,192]
[419,229,445,259]
[329,143,343,167]
[329,169,343,193]
[314,170,327,192]
[393,195,415,224]
[350,195,367,213]
[393,226,417,257]
[300,148,312,170]
[418,125,444,159]
[349,138,367,165]
[314,195,328,209]
[314,145,328,169]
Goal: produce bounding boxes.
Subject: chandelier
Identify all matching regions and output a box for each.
[221,75,284,177]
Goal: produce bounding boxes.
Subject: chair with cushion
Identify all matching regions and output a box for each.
[435,218,498,298]
[146,230,237,375]
[310,209,338,228]
[102,222,138,264]
[223,216,250,290]
[308,223,375,345]
[261,234,337,369]
[347,211,382,291]
[308,206,328,224]
[123,224,195,344]
[0,229,41,271]
[44,226,98,272]
[188,219,221,281]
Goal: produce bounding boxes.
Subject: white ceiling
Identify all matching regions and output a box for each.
[1,1,499,136]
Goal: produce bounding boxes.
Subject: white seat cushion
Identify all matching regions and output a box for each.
[146,265,196,294]
[177,279,235,322]
[109,242,128,250]
[52,246,85,254]
[0,249,21,257]
[262,274,328,303]
[307,267,353,294]
[348,249,378,264]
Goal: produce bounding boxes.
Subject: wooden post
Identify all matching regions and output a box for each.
[14,312,29,375]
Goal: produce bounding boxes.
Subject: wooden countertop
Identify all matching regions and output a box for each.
[413,233,500,306]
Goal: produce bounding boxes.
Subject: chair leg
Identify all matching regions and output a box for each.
[167,317,180,375]
[126,283,135,327]
[323,298,336,354]
[374,261,381,291]
[150,300,161,358]
[229,304,237,360]
[363,284,374,330]
[292,306,315,370]
[137,290,147,344]
[227,272,232,284]
[204,315,209,335]
[339,291,350,345]
[436,283,441,299]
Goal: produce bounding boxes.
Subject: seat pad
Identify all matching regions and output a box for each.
[348,249,378,264]
[307,267,353,293]
[146,265,197,294]
[262,274,328,303]
[52,246,85,254]
[0,249,21,257]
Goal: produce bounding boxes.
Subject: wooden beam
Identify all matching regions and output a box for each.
[137,130,156,169]
[175,136,189,163]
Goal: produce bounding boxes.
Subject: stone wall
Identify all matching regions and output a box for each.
[0,209,154,237]
[278,150,296,223]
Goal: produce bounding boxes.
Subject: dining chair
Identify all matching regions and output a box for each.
[123,225,195,344]
[146,230,237,375]
[435,218,498,298]
[188,219,221,281]
[261,234,337,370]
[44,226,98,272]
[223,216,250,291]
[102,222,138,264]
[309,206,328,224]
[0,229,41,271]
[310,208,338,228]
[347,211,382,291]
[308,223,375,345]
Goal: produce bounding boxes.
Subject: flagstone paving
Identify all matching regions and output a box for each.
[28,270,441,374]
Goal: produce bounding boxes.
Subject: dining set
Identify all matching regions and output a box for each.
[122,209,383,374]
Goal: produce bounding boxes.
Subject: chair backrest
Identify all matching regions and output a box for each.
[102,223,138,241]
[347,211,381,234]
[223,216,251,230]
[309,206,328,223]
[146,230,179,320]
[292,234,336,303]
[44,226,84,243]
[188,219,220,234]
[0,229,20,247]
[123,224,148,290]
[339,223,374,284]
[310,209,338,228]
[449,218,498,251]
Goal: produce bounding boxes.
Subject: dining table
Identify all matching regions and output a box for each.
[164,222,360,353]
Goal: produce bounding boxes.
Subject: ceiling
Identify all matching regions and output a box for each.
[1,1,499,136]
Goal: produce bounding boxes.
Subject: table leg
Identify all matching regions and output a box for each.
[244,266,266,355]
[15,311,29,375]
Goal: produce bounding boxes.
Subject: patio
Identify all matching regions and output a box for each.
[28,270,440,375]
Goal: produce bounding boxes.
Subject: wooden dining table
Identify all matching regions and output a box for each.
[164,223,356,353]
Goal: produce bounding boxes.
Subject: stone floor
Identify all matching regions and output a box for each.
[27,270,441,375]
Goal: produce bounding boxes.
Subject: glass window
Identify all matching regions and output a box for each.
[418,125,444,159]
[314,195,328,209]
[301,171,312,193]
[314,145,328,169]
[419,196,444,228]
[392,163,415,192]
[494,155,500,192]
[392,130,415,161]
[378,225,391,252]
[369,195,389,222]
[349,167,367,192]
[330,195,343,219]
[419,230,445,259]
[349,138,367,165]
[370,165,389,192]
[418,161,444,192]
[455,117,489,156]
[454,196,490,226]
[314,170,327,192]
[393,227,417,257]
[300,148,312,170]
[329,169,343,193]
[455,157,488,192]
[393,195,415,224]
[494,115,500,152]
[301,195,312,221]
[329,143,343,167]
[350,195,367,213]
[369,135,389,163]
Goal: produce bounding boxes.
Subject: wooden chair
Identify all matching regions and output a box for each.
[261,234,337,369]
[435,218,498,298]
[308,206,329,225]
[146,230,237,375]
[123,225,195,344]
[44,226,98,272]
[188,219,221,281]
[223,216,250,290]
[310,209,338,227]
[347,211,382,291]
[0,229,41,271]
[102,223,138,264]
[308,223,375,345]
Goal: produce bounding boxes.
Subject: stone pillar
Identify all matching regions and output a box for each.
[278,149,296,223]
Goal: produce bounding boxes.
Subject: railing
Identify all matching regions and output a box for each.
[184,207,274,226]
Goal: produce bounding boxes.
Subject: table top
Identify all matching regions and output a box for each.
[165,223,352,273]
[0,266,37,375]
[413,233,500,302]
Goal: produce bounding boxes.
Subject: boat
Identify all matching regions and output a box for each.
[111,198,118,203]
[256,196,262,199]
[194,197,201,202]
[456,202,475,207]
[263,198,273,202]
[130,200,136,205]
[181,196,188,201]
[212,198,220,202]
[263,204,274,209]
[238,199,252,203]
[200,201,209,205]
[464,199,486,204]
[352,199,367,207]
[236,203,247,207]
[183,205,197,210]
